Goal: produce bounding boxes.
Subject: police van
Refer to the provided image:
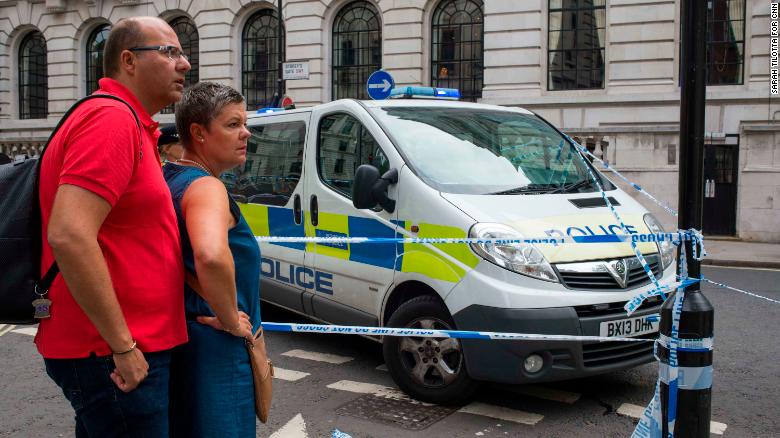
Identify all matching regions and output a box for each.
[223,87,676,404]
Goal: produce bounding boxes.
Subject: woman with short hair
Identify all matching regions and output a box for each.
[164,81,260,437]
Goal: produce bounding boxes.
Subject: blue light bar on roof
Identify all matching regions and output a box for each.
[257,107,285,114]
[389,86,461,100]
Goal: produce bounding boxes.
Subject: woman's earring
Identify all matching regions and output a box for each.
[199,138,204,142]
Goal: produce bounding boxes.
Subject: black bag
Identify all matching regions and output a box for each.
[0,94,139,324]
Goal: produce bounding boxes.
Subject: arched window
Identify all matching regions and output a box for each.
[242,9,285,110]
[18,31,48,119]
[162,17,200,114]
[86,25,110,95]
[431,0,483,102]
[332,1,381,100]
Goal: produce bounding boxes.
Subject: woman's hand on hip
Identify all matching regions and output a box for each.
[197,311,254,344]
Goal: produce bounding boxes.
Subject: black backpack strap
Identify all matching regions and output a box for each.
[34,94,142,293]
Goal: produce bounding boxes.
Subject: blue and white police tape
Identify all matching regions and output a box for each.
[657,333,713,352]
[624,277,701,315]
[566,136,678,218]
[254,231,700,246]
[631,243,691,438]
[259,322,657,343]
[570,138,667,307]
[703,278,780,305]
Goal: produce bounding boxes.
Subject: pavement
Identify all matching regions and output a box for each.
[702,238,780,269]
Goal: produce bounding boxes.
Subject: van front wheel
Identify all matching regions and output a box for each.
[383,295,479,405]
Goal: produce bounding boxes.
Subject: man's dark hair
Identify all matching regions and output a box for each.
[103,18,145,78]
[176,82,245,148]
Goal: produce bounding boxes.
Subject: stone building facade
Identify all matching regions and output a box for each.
[0,0,777,241]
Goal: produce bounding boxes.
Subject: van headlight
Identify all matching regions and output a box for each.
[643,214,675,269]
[469,223,558,282]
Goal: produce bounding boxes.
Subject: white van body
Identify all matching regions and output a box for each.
[229,98,676,403]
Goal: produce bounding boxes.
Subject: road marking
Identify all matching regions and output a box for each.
[273,367,310,382]
[458,402,544,426]
[514,385,580,404]
[710,421,728,435]
[281,349,353,364]
[325,379,435,405]
[0,325,16,337]
[616,403,646,418]
[269,413,308,438]
[375,363,388,371]
[12,327,38,336]
[617,403,727,435]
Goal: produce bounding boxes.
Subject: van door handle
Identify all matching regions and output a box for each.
[293,194,302,225]
[310,195,318,226]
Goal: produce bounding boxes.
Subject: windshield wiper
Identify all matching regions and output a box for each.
[549,179,593,194]
[489,184,558,195]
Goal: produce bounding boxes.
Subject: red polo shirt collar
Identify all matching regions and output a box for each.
[97,78,160,134]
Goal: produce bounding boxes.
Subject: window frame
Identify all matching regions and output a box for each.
[18,31,48,120]
[162,17,199,113]
[331,1,382,100]
[430,0,484,102]
[85,24,110,96]
[546,0,606,91]
[705,0,746,86]
[242,9,286,111]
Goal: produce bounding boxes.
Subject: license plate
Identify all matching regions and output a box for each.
[599,313,659,337]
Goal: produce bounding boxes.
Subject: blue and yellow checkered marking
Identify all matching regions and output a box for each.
[239,203,476,282]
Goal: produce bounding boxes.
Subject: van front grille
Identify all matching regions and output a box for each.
[556,255,662,291]
[582,333,656,368]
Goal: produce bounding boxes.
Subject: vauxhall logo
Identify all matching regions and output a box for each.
[605,259,629,288]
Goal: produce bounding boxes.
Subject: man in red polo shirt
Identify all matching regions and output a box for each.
[37,17,190,436]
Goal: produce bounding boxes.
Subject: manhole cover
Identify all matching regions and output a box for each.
[336,394,457,430]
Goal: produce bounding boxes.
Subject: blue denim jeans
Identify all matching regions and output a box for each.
[44,350,172,438]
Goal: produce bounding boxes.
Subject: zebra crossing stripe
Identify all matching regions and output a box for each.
[458,402,544,426]
[0,325,16,337]
[617,403,727,435]
[281,349,354,364]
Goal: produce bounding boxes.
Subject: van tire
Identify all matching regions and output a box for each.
[383,295,479,405]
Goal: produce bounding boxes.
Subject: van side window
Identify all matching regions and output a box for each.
[221,121,306,206]
[318,113,389,198]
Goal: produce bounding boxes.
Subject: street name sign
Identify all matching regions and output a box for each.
[283,62,310,80]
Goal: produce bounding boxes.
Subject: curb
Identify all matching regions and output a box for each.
[702,259,780,270]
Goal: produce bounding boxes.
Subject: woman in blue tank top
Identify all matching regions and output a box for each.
[164,82,261,437]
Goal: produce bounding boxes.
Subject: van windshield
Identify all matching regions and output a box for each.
[369,106,604,195]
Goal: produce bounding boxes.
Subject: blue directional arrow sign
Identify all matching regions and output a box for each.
[366,70,395,100]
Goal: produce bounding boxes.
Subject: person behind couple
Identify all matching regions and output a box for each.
[37,16,191,437]
[164,82,261,437]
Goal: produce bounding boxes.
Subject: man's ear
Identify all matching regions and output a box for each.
[120,50,136,75]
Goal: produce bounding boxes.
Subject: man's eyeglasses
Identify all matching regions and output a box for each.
[128,45,187,61]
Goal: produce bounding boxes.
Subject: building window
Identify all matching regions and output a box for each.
[706,0,744,85]
[548,0,605,91]
[431,0,483,102]
[86,25,110,96]
[162,17,200,114]
[242,9,285,110]
[18,31,48,119]
[332,1,381,100]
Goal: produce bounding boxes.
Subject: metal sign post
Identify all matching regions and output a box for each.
[661,0,715,436]
[276,0,285,107]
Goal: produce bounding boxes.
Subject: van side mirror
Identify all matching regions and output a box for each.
[352,165,398,213]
